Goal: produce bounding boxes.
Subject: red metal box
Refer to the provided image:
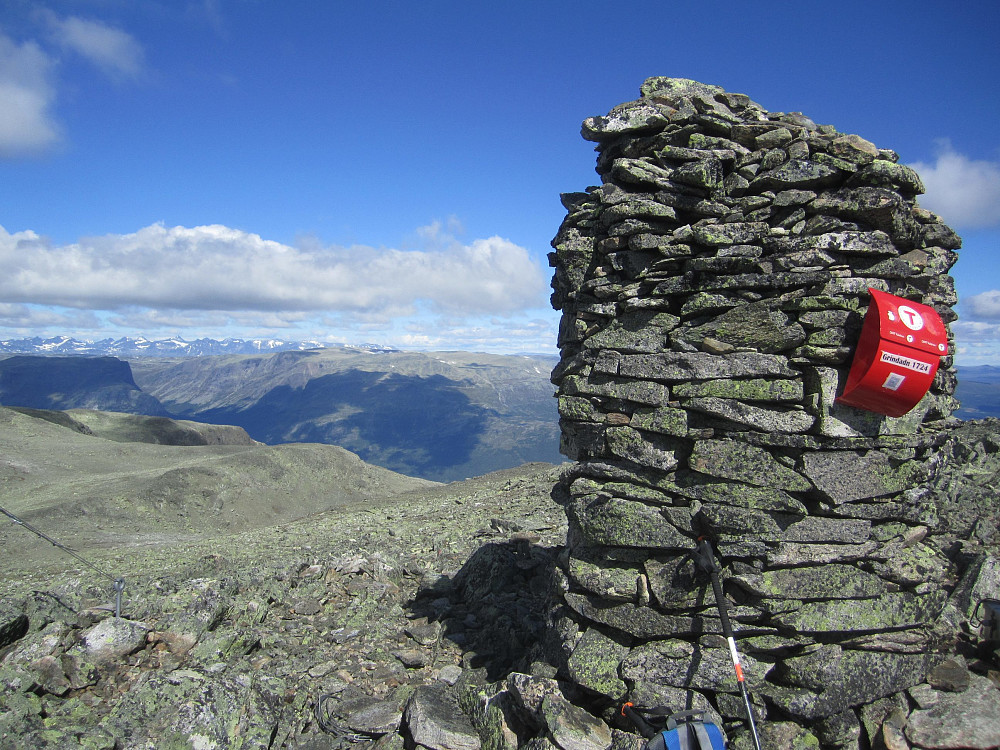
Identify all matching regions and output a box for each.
[835,288,948,417]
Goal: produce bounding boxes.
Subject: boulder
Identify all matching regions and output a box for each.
[79,618,151,662]
[404,685,482,750]
[906,675,1000,749]
[540,693,612,750]
[100,669,288,748]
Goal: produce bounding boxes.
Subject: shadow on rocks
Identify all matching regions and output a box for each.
[408,536,561,682]
[398,537,640,750]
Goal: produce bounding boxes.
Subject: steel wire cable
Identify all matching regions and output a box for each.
[1,503,125,616]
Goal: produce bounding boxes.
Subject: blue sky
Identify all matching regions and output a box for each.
[1,1,998,363]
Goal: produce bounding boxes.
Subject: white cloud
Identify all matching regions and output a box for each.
[415,216,465,246]
[966,289,1000,320]
[0,301,101,332]
[910,142,1000,229]
[0,32,60,156]
[0,15,144,158]
[107,307,314,334]
[952,319,1000,367]
[0,220,562,354]
[362,312,558,354]
[0,222,551,317]
[47,15,145,81]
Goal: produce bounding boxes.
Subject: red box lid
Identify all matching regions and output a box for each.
[867,288,948,357]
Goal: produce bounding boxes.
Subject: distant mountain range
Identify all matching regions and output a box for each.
[0,335,397,357]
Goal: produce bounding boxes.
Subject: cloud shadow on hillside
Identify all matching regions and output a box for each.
[192,371,493,480]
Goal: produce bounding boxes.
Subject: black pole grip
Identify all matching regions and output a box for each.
[621,703,656,739]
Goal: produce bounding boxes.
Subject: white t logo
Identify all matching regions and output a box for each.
[897,305,924,331]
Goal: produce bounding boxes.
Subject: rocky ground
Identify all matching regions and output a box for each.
[4,456,999,750]
[0,462,582,749]
[3,418,1000,749]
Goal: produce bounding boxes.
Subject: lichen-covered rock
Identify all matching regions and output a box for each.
[731,721,821,750]
[405,684,483,750]
[567,495,691,549]
[99,668,288,749]
[801,449,922,503]
[539,693,612,750]
[776,646,931,716]
[775,590,947,633]
[78,617,150,663]
[734,564,889,600]
[689,440,811,490]
[565,627,629,700]
[621,640,772,692]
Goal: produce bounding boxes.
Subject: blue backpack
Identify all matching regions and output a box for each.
[622,705,727,750]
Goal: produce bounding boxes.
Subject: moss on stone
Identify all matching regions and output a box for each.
[567,554,642,602]
[558,396,599,422]
[629,406,688,436]
[677,301,806,353]
[784,294,861,312]
[689,440,811,491]
[737,564,888,600]
[806,327,847,348]
[693,482,807,514]
[569,496,691,550]
[672,377,803,402]
[692,222,770,247]
[562,373,670,407]
[596,480,675,505]
[605,426,679,472]
[776,590,947,633]
[583,311,679,354]
[644,556,709,609]
[874,541,952,585]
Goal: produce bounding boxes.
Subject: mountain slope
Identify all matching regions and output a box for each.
[8,406,258,446]
[0,355,168,415]
[0,406,435,568]
[0,349,561,481]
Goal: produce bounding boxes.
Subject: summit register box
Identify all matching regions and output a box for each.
[836,288,949,418]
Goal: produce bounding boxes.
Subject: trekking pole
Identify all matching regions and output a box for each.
[694,537,762,750]
[621,702,657,739]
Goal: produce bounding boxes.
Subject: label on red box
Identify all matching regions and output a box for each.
[879,350,933,374]
[869,289,948,357]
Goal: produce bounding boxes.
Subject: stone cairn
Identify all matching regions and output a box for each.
[547,77,993,748]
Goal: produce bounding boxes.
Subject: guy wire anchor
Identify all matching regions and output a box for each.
[693,536,763,750]
[113,577,126,619]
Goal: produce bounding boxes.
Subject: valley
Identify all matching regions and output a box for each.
[955,365,1000,419]
[0,348,563,482]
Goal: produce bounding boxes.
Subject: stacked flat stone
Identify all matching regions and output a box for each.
[548,78,968,746]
